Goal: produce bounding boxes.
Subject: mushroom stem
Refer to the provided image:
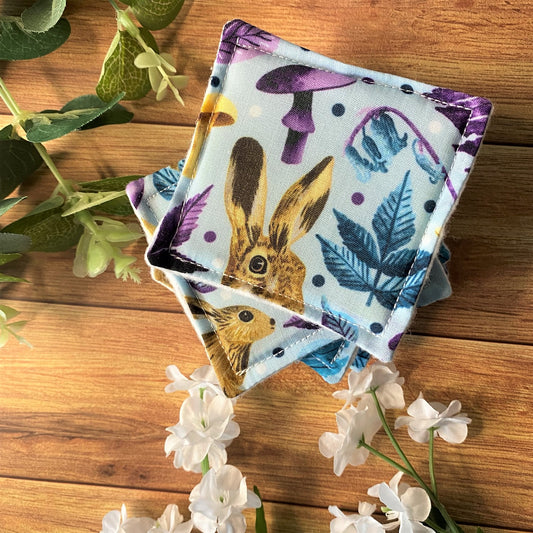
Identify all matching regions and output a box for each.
[281,90,315,164]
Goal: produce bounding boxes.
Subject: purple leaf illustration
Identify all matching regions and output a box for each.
[218,20,279,64]
[423,88,492,157]
[126,177,144,209]
[283,315,320,329]
[189,280,217,294]
[321,297,358,342]
[171,185,213,249]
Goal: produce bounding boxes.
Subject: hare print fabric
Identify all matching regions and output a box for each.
[134,20,492,397]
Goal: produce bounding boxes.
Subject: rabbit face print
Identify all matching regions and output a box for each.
[224,137,334,314]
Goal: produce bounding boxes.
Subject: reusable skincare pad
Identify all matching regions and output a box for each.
[128,20,492,397]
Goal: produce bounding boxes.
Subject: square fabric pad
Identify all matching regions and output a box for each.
[129,20,492,397]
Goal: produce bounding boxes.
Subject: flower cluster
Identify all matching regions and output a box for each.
[321,362,472,533]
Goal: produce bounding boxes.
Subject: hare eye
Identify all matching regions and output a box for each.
[238,310,254,323]
[249,255,268,274]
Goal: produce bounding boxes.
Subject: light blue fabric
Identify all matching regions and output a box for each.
[129,20,492,396]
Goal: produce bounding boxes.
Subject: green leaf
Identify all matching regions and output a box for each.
[0,197,26,217]
[21,0,67,33]
[90,196,133,216]
[78,175,142,192]
[0,17,70,60]
[253,486,267,533]
[60,94,134,130]
[0,232,32,253]
[96,28,158,102]
[0,304,20,321]
[0,253,22,266]
[0,272,28,283]
[130,0,185,30]
[26,196,64,216]
[0,125,14,140]
[24,93,124,142]
[1,206,83,252]
[62,191,126,216]
[0,140,43,199]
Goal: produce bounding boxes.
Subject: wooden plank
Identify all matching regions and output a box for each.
[0,300,531,529]
[1,477,521,533]
[1,120,532,344]
[0,1,532,145]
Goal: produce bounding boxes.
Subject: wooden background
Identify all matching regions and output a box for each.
[1,1,532,531]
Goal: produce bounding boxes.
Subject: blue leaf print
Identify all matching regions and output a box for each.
[370,112,408,156]
[345,145,375,183]
[372,171,415,257]
[316,234,372,292]
[334,209,380,268]
[301,339,349,381]
[412,139,446,184]
[153,167,180,200]
[351,348,371,371]
[321,296,359,342]
[380,248,417,277]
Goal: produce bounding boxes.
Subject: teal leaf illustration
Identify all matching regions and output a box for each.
[316,235,371,292]
[301,339,347,377]
[372,171,415,258]
[0,17,70,60]
[412,139,446,184]
[380,248,417,277]
[333,209,379,268]
[351,348,371,371]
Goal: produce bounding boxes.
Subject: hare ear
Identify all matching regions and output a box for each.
[225,137,268,247]
[185,296,217,319]
[270,156,333,251]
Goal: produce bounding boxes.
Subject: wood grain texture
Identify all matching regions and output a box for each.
[1,1,532,531]
[0,0,532,144]
[0,300,531,530]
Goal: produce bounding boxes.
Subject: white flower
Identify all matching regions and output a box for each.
[395,393,471,444]
[100,504,156,533]
[189,464,261,533]
[149,504,193,533]
[319,405,382,476]
[165,393,240,473]
[333,363,405,410]
[165,364,225,398]
[368,472,434,533]
[329,502,389,533]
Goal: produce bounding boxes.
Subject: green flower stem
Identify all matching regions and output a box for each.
[201,455,210,476]
[33,143,73,198]
[424,517,448,533]
[0,77,22,116]
[429,427,437,496]
[369,389,461,533]
[358,440,411,476]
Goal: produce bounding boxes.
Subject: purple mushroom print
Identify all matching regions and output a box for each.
[256,65,356,164]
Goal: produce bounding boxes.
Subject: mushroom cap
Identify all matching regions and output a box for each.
[199,93,238,127]
[256,65,356,94]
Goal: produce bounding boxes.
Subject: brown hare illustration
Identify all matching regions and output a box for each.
[186,297,276,397]
[224,137,334,314]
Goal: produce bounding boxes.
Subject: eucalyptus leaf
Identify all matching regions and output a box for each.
[0,139,43,199]
[0,125,14,140]
[130,0,185,30]
[62,191,126,216]
[21,0,67,33]
[0,197,26,217]
[78,175,142,192]
[90,196,133,216]
[0,252,22,266]
[253,486,267,533]
[1,206,83,252]
[24,93,124,142]
[96,28,158,102]
[60,95,134,130]
[0,17,70,60]
[0,232,32,254]
[25,196,64,216]
[0,273,28,283]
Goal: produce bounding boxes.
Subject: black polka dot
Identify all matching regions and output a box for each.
[400,84,414,94]
[424,200,436,213]
[300,46,310,52]
[362,77,375,84]
[312,274,325,287]
[370,322,383,334]
[332,103,345,117]
[210,76,220,87]
[273,347,285,358]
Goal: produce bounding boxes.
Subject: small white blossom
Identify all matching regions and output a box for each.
[165,393,240,473]
[149,504,193,533]
[165,364,225,398]
[189,465,261,533]
[329,502,390,533]
[333,363,405,410]
[368,472,434,533]
[100,504,155,533]
[395,393,471,444]
[319,405,382,476]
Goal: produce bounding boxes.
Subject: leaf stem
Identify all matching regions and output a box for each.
[424,517,447,533]
[429,427,438,496]
[0,77,22,116]
[32,144,72,197]
[358,440,411,476]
